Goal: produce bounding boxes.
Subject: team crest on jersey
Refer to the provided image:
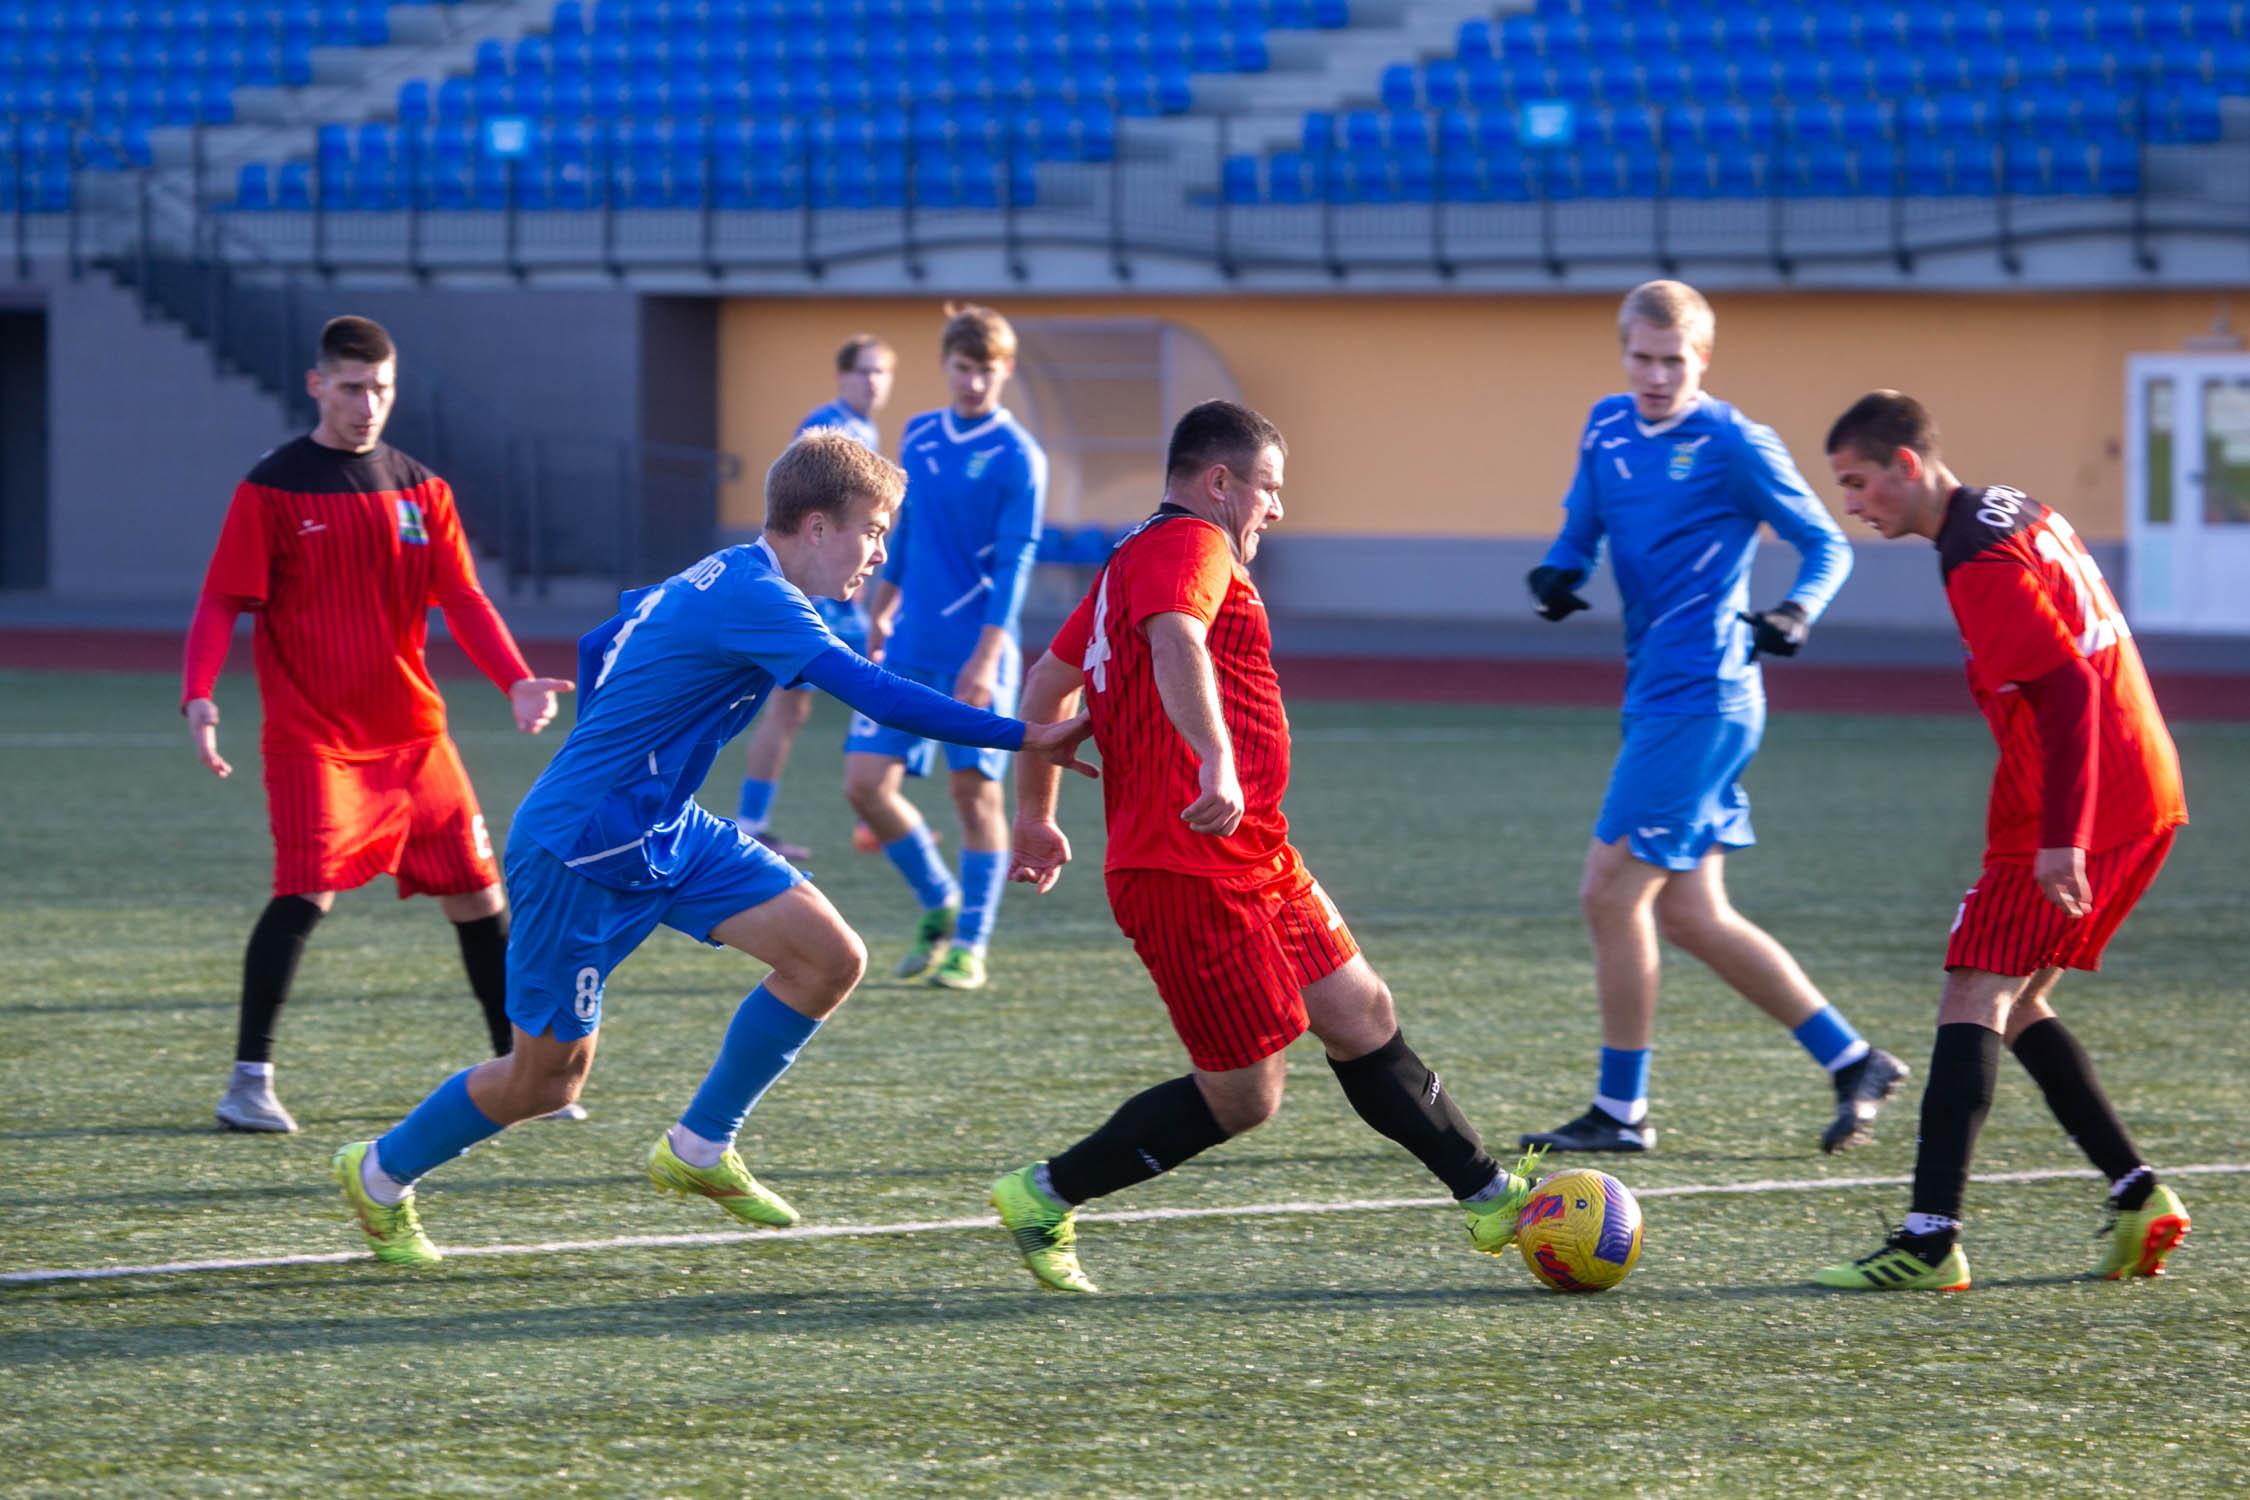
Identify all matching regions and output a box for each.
[395,498,428,544]
[1667,437,1709,481]
[966,445,1005,479]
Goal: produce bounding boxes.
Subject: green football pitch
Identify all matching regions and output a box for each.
[3,670,2244,1498]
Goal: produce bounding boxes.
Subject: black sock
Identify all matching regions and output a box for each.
[1045,1076,1231,1206]
[2010,1017,2151,1205]
[454,912,514,1056]
[235,896,325,1064]
[1908,1023,2002,1224]
[1327,1030,1500,1201]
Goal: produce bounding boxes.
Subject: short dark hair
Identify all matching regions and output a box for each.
[939,303,1016,364]
[835,334,894,373]
[764,429,907,536]
[318,315,394,369]
[1825,390,1942,463]
[1165,400,1285,486]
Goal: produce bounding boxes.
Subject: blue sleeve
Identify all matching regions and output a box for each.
[714,578,838,686]
[575,615,624,710]
[795,645,1027,750]
[1541,429,1606,575]
[1733,419,1853,620]
[794,407,822,437]
[880,493,910,584]
[980,445,1046,634]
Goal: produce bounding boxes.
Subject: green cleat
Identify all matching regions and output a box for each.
[990,1163,1098,1293]
[2097,1184,2190,1279]
[894,902,960,980]
[331,1140,440,1267]
[1814,1230,1971,1291]
[1465,1146,1547,1257]
[647,1134,800,1228]
[926,944,987,990]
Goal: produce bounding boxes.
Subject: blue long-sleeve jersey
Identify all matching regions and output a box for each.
[796,398,879,452]
[1542,392,1853,715]
[882,405,1046,673]
[512,540,1018,889]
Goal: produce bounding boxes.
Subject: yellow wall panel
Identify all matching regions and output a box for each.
[719,291,2236,539]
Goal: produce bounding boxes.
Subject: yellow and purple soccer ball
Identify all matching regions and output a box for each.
[1515,1168,1644,1293]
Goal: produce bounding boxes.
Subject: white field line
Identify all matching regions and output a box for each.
[6,1162,2244,1287]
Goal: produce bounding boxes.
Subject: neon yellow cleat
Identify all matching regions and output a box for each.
[1465,1146,1547,1257]
[894,902,960,980]
[2097,1184,2190,1279]
[647,1134,800,1228]
[1815,1231,1971,1291]
[927,945,988,990]
[990,1163,1098,1293]
[331,1140,440,1267]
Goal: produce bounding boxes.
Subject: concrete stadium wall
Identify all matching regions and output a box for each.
[717,288,2236,546]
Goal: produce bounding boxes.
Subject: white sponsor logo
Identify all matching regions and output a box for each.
[1637,826,1671,840]
[298,518,326,534]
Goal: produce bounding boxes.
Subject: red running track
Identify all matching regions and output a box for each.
[6,627,2248,721]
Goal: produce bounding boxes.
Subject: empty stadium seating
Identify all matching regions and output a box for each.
[1227,1,2250,202]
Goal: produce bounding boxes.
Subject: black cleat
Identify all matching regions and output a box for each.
[1518,1105,1654,1153]
[1821,1048,1908,1154]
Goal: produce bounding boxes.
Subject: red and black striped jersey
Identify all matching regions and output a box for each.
[189,436,529,753]
[1050,507,1291,875]
[1938,484,2185,860]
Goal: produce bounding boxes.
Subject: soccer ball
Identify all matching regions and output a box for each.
[1515,1169,1644,1293]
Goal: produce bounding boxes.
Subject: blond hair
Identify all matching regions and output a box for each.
[763,430,906,536]
[1617,280,1715,356]
[939,302,1017,365]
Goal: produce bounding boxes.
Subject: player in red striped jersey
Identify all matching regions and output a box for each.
[987,401,1542,1293]
[180,317,574,1136]
[1814,391,2190,1292]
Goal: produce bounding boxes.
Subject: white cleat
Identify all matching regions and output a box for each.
[215,1070,299,1133]
[537,1102,590,1122]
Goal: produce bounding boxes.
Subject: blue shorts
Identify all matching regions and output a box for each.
[503,805,806,1041]
[842,644,1020,782]
[812,596,869,656]
[1593,706,1763,871]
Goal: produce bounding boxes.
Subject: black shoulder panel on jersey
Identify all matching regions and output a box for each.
[1936,485,2047,581]
[243,437,436,496]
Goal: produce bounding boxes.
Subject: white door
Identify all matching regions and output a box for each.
[2126,353,2250,634]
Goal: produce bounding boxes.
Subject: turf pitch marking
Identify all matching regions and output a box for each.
[6,1162,2242,1286]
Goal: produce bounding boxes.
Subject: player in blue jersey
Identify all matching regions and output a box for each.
[844,304,1047,991]
[1519,280,1907,1156]
[734,334,897,862]
[329,432,1094,1265]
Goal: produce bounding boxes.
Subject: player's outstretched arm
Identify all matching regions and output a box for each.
[1145,611,1243,838]
[508,676,577,734]
[795,645,1093,779]
[1011,649,1088,893]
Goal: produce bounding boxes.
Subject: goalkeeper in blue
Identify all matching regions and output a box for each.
[330,432,1093,1265]
[844,304,1047,991]
[1518,280,1906,1157]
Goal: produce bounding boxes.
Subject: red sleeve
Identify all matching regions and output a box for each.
[2018,656,2100,851]
[426,480,534,695]
[1049,582,1095,670]
[1119,522,1232,631]
[1945,554,2077,693]
[200,483,274,604]
[180,592,246,709]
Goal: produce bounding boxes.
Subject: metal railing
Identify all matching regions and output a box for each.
[11,101,2250,286]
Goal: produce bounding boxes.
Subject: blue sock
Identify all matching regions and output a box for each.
[883,823,960,911]
[679,984,824,1145]
[1793,1005,1871,1071]
[736,776,777,829]
[954,849,1006,954]
[375,1068,506,1185]
[1593,1047,1652,1126]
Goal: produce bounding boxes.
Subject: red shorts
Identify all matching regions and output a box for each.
[1106,846,1361,1073]
[1944,830,2175,976]
[263,737,497,899]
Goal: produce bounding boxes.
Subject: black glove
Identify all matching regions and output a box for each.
[1738,600,1810,659]
[1527,566,1591,623]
